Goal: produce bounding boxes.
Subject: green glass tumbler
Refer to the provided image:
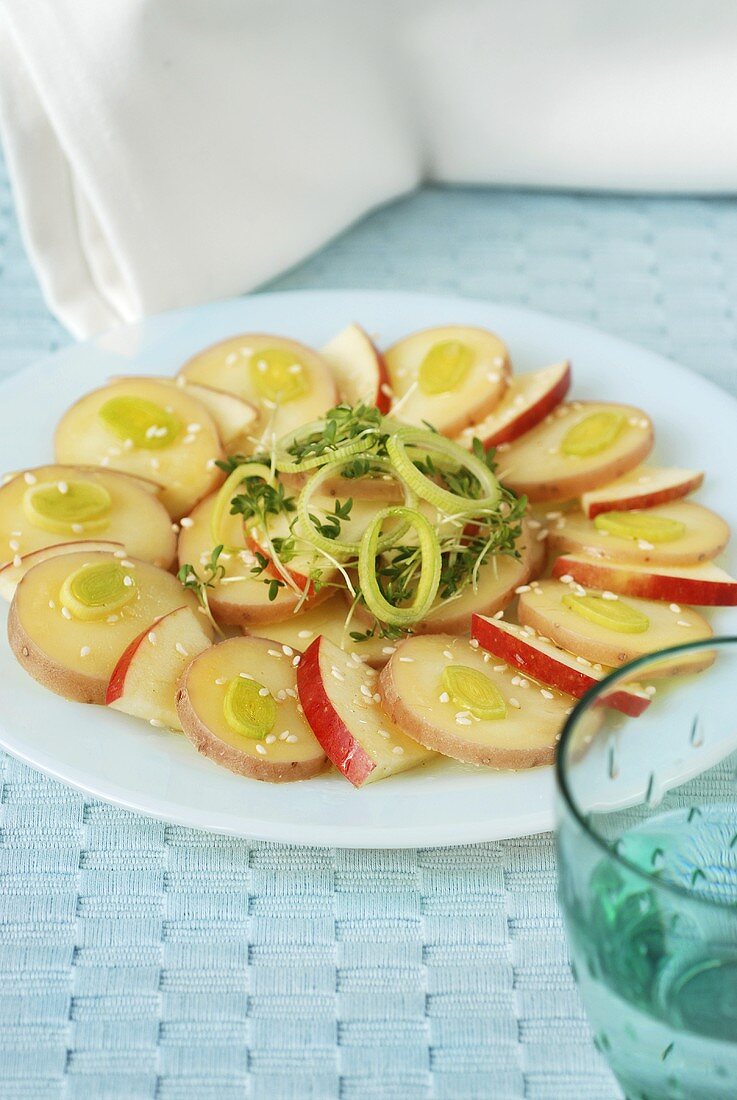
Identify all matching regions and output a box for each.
[556,637,737,1100]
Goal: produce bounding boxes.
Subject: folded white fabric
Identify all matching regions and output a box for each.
[1,0,736,338]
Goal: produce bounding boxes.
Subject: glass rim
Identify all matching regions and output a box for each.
[555,634,737,912]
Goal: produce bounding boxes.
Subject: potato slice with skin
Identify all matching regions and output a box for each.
[552,553,737,606]
[457,361,571,450]
[248,595,391,668]
[498,402,654,502]
[385,325,510,435]
[9,551,209,704]
[297,635,435,787]
[517,579,713,670]
[0,465,176,571]
[177,636,327,783]
[177,491,328,627]
[378,634,575,769]
[581,465,704,519]
[54,378,224,519]
[471,614,651,717]
[547,502,729,566]
[179,333,338,442]
[107,605,212,730]
[0,539,124,602]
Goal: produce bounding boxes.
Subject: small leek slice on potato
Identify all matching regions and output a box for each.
[499,402,654,502]
[54,378,224,518]
[0,465,176,580]
[177,636,327,783]
[9,550,210,704]
[378,634,575,769]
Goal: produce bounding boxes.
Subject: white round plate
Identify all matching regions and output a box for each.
[0,291,734,847]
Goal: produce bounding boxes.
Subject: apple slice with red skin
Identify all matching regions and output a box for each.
[320,323,391,413]
[107,605,212,729]
[0,539,124,602]
[552,553,737,606]
[457,361,571,450]
[296,635,435,787]
[581,466,704,519]
[176,380,258,448]
[471,613,651,717]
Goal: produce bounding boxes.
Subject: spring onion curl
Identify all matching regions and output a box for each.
[210,460,272,549]
[386,427,501,515]
[358,506,441,627]
[297,458,418,557]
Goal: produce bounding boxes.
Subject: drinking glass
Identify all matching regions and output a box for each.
[556,636,737,1100]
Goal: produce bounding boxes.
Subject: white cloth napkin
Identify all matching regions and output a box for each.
[2,0,736,338]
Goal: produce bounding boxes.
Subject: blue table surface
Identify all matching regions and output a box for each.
[2,147,737,1099]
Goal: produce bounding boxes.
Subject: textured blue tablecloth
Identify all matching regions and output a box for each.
[2,150,737,1099]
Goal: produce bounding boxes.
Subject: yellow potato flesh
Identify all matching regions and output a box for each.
[0,466,175,568]
[183,637,323,767]
[54,378,223,518]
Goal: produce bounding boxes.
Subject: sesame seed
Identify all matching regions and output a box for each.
[149,718,164,728]
[559,574,573,584]
[281,645,294,656]
[239,672,253,680]
[456,716,472,726]
[392,746,405,755]
[575,656,592,666]
[183,434,196,445]
[120,559,135,569]
[493,665,506,673]
[148,632,157,645]
[48,600,56,609]
[23,472,37,485]
[331,668,345,682]
[180,517,194,528]
[439,691,450,703]
[360,685,372,698]
[255,744,267,755]
[123,575,134,587]
[372,693,381,703]
[638,539,654,551]
[494,611,504,620]
[80,646,91,657]
[509,697,521,709]
[540,689,554,699]
[267,649,281,658]
[286,734,298,743]
[71,524,83,534]
[12,554,21,568]
[677,619,691,627]
[171,523,180,533]
[669,603,681,613]
[519,678,529,689]
[186,423,201,433]
[546,511,562,520]
[601,591,618,601]
[443,649,453,659]
[382,646,396,655]
[279,730,290,740]
[215,677,226,685]
[469,638,479,649]
[175,643,188,656]
[276,689,287,701]
[265,734,276,744]
[258,687,270,697]
[399,656,414,663]
[61,607,72,620]
[511,675,521,686]
[644,685,657,696]
[378,729,391,739]
[537,529,549,541]
[113,549,127,558]
[107,615,119,623]
[291,655,300,667]
[515,585,531,594]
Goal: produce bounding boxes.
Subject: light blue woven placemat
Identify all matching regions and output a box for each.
[2,150,737,1099]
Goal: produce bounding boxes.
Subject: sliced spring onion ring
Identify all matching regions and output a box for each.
[386,427,501,514]
[274,419,381,473]
[297,458,417,557]
[358,506,441,627]
[210,460,271,549]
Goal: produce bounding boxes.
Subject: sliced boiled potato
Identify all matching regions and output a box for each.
[547,501,729,566]
[517,579,713,670]
[54,378,224,518]
[9,550,209,704]
[0,539,124,602]
[177,490,326,627]
[498,402,654,502]
[177,636,327,782]
[178,333,338,443]
[0,465,176,573]
[378,634,575,768]
[248,595,391,668]
[384,325,510,435]
[297,635,435,786]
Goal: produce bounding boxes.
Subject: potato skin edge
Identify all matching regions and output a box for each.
[7,598,106,704]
